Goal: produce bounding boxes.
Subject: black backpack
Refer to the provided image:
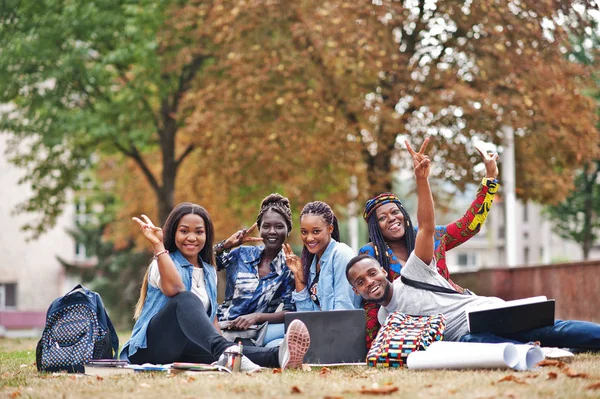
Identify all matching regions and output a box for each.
[36,285,119,373]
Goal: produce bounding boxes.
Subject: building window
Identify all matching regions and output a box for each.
[457,253,477,268]
[0,283,17,309]
[74,197,90,262]
[523,202,528,223]
[524,247,529,265]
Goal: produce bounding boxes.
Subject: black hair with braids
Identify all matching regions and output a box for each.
[299,201,340,287]
[256,193,293,233]
[366,204,415,275]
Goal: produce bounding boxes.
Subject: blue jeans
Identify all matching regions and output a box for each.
[459,320,600,349]
[263,323,285,347]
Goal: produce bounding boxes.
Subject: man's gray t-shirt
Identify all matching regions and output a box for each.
[378,252,504,341]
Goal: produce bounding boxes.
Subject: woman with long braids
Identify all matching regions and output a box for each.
[360,140,500,348]
[284,201,361,311]
[214,194,296,347]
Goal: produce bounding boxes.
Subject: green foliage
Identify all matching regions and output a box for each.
[0,0,177,236]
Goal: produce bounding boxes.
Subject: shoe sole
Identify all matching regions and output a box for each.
[283,320,311,370]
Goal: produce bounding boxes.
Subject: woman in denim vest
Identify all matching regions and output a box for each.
[120,202,309,372]
[285,201,361,311]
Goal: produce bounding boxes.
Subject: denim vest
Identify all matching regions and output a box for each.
[121,250,218,359]
[291,239,361,311]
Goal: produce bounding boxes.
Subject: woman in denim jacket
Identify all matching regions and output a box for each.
[285,201,361,311]
[120,202,309,372]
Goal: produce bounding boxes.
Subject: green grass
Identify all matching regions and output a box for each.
[2,337,600,398]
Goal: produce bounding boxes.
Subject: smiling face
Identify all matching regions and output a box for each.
[260,209,288,252]
[347,258,392,305]
[174,213,206,266]
[300,214,334,258]
[376,203,406,241]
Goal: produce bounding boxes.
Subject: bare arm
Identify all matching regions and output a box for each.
[405,139,435,264]
[133,215,185,297]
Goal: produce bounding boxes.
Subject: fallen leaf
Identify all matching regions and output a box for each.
[301,364,312,372]
[323,396,343,399]
[536,359,565,368]
[448,389,457,394]
[523,373,539,379]
[564,368,590,379]
[358,386,399,395]
[96,376,104,381]
[547,372,558,380]
[497,375,527,385]
[291,386,302,394]
[8,391,21,398]
[272,368,282,374]
[586,382,600,390]
[186,376,196,383]
[320,367,332,376]
[424,384,433,388]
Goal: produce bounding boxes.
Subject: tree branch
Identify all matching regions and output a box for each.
[113,140,161,194]
[175,144,195,169]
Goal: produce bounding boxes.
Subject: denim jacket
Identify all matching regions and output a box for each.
[292,239,361,311]
[121,250,218,359]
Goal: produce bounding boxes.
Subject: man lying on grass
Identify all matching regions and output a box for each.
[346,138,600,350]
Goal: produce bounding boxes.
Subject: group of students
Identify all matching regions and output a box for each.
[121,139,600,372]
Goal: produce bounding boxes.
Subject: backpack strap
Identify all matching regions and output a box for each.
[400,275,466,295]
[94,293,119,359]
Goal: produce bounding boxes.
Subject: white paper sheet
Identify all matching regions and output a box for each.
[406,342,545,371]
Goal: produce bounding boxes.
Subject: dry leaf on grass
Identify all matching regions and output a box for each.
[564,368,590,379]
[301,364,312,372]
[497,375,527,385]
[357,386,399,395]
[96,376,104,381]
[186,376,196,383]
[291,386,302,394]
[536,359,565,368]
[323,396,343,399]
[547,372,558,380]
[586,382,600,390]
[8,391,21,398]
[272,368,282,374]
[523,373,539,379]
[424,384,433,388]
[320,367,332,376]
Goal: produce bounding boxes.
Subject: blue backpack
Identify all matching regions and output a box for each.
[36,285,119,373]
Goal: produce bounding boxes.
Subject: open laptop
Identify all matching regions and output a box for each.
[284,309,367,365]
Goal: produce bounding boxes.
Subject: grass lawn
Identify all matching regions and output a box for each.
[2,337,600,398]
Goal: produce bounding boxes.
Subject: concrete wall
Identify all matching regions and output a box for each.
[452,260,600,323]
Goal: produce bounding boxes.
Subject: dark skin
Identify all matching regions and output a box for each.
[224,210,291,330]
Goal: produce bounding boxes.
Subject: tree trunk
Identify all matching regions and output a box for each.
[364,142,394,197]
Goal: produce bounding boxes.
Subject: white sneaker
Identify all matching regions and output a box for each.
[214,345,262,373]
[279,319,310,370]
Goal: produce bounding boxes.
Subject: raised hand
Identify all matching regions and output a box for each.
[405,137,431,179]
[283,243,304,284]
[474,144,499,179]
[222,222,263,250]
[132,214,163,246]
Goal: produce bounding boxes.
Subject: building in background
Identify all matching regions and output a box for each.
[0,134,85,337]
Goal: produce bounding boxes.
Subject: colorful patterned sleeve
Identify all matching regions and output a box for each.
[442,177,499,252]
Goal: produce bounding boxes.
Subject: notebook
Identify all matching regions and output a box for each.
[466,296,555,335]
[284,309,367,365]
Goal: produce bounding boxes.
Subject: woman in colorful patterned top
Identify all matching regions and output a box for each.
[359,143,500,348]
[214,194,296,347]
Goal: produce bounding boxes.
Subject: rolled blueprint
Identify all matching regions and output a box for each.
[513,344,545,371]
[406,342,518,370]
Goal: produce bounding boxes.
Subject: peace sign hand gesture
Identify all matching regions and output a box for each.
[133,214,164,246]
[222,223,263,251]
[474,144,499,180]
[405,137,431,179]
[283,243,304,284]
